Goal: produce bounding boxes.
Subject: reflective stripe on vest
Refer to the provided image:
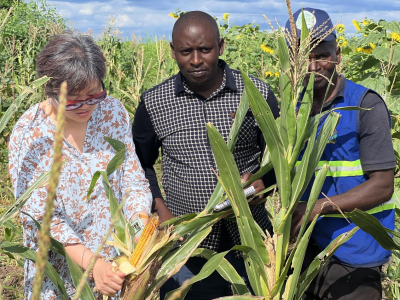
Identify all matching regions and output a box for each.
[300,198,396,218]
[295,160,364,177]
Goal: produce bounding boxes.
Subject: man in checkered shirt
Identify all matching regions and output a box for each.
[132,11,279,299]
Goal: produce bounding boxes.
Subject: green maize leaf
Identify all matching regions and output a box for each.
[32,76,51,88]
[87,138,126,202]
[271,166,328,298]
[316,106,370,119]
[0,171,50,227]
[20,211,66,256]
[278,35,290,71]
[207,122,270,296]
[297,227,358,297]
[286,112,340,223]
[346,209,400,250]
[242,162,273,188]
[227,88,250,150]
[145,226,212,300]
[165,249,250,299]
[206,123,269,262]
[66,253,96,300]
[296,165,329,244]
[106,148,125,175]
[279,72,295,154]
[0,76,50,134]
[162,213,199,227]
[285,215,319,300]
[100,171,127,243]
[174,211,230,237]
[86,171,101,202]
[260,148,271,168]
[241,70,291,210]
[18,212,94,298]
[0,241,69,300]
[232,245,270,296]
[385,228,400,240]
[192,248,250,295]
[300,10,310,49]
[255,184,276,197]
[104,136,126,152]
[204,88,250,214]
[270,244,296,298]
[289,74,314,170]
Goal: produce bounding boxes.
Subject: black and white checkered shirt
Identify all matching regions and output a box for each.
[132,60,279,252]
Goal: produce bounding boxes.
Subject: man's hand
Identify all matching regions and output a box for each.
[154,197,175,224]
[241,172,265,206]
[291,200,327,238]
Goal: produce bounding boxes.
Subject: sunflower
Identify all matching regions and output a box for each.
[391,32,400,43]
[265,71,273,77]
[336,24,345,34]
[223,13,229,20]
[337,37,347,47]
[168,12,179,20]
[362,19,370,26]
[355,43,375,55]
[260,44,274,54]
[352,20,361,31]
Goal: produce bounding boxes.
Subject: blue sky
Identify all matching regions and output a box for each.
[45,0,400,40]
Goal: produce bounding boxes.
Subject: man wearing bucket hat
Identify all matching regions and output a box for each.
[288,8,395,300]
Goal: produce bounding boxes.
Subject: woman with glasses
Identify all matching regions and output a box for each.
[8,31,153,299]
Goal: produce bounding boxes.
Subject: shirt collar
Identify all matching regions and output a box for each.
[174,59,238,96]
[323,74,346,108]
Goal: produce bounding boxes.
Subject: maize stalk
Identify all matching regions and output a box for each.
[129,215,159,267]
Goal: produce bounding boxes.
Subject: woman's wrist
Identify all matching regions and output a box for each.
[87,253,103,280]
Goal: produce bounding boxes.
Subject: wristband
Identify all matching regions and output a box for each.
[87,254,102,280]
[81,248,89,269]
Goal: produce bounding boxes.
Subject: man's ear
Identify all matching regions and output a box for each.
[336,45,341,64]
[170,42,176,60]
[218,38,225,56]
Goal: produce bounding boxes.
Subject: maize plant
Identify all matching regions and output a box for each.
[164,4,400,300]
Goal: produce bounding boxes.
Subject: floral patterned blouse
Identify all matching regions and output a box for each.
[8,97,153,299]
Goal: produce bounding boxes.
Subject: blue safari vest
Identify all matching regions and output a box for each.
[298,79,395,267]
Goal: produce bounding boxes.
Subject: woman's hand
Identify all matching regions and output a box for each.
[93,259,125,296]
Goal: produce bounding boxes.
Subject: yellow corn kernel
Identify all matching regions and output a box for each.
[129,215,159,267]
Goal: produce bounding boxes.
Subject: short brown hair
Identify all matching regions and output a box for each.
[36,30,106,97]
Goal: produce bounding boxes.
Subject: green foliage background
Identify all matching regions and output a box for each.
[1,1,400,298]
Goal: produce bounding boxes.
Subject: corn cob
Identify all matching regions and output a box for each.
[129,215,159,267]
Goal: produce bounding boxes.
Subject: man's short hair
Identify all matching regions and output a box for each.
[172,11,220,44]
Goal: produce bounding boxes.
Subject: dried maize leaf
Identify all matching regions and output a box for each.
[106,241,131,256]
[119,261,137,275]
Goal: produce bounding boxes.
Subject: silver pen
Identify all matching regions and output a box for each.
[214,185,256,212]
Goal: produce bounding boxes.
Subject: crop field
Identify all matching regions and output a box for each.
[1,0,400,299]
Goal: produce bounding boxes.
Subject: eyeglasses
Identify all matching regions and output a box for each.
[54,81,107,111]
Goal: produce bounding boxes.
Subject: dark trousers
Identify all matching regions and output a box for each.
[302,241,382,300]
[160,252,250,300]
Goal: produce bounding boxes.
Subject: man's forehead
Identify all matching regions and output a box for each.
[311,41,335,53]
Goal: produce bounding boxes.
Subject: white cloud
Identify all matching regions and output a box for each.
[99,5,114,13]
[79,8,93,15]
[45,0,400,39]
[114,14,137,28]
